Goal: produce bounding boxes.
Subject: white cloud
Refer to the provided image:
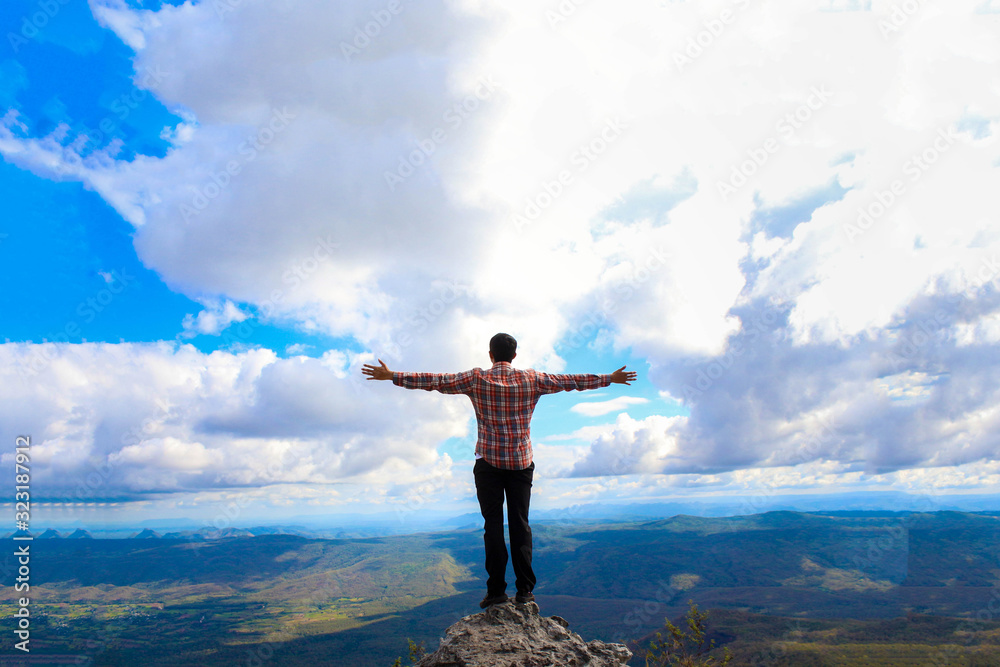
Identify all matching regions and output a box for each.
[111,436,222,471]
[181,299,249,336]
[88,0,152,51]
[570,396,648,417]
[3,0,1000,511]
[565,413,688,477]
[0,342,469,498]
[874,371,937,402]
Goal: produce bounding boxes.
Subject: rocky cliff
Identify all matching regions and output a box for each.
[417,600,632,667]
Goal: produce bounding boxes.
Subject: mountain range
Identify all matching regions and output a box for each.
[1,510,998,666]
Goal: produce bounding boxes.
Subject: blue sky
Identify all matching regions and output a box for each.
[0,0,349,357]
[2,0,1000,528]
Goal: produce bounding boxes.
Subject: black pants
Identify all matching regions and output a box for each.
[473,458,536,597]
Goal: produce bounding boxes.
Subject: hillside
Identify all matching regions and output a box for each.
[0,511,997,666]
[633,608,1000,666]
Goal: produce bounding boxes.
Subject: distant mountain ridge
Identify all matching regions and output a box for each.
[20,489,1000,539]
[18,506,1000,541]
[3,510,999,665]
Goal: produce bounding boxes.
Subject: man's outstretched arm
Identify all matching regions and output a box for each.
[362,359,474,394]
[535,364,637,394]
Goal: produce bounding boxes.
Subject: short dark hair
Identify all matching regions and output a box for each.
[490,333,517,362]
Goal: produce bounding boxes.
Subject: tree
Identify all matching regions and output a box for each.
[390,638,426,666]
[645,600,733,667]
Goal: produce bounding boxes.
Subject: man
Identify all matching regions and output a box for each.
[362,333,637,609]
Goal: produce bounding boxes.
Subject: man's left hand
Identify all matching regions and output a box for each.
[610,365,637,385]
[362,359,393,381]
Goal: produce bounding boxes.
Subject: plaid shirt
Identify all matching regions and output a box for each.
[393,361,611,470]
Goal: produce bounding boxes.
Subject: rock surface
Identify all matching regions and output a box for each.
[416,600,632,667]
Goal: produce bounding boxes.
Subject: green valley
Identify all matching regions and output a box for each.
[0,511,998,666]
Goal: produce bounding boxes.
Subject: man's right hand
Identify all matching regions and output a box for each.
[362,359,394,381]
[610,365,637,385]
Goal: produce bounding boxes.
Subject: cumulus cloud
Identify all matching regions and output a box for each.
[2,0,1000,509]
[566,414,687,477]
[563,286,1000,479]
[570,396,649,417]
[0,342,469,499]
[180,299,249,336]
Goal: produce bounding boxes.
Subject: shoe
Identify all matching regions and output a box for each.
[480,593,509,608]
[515,591,534,604]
